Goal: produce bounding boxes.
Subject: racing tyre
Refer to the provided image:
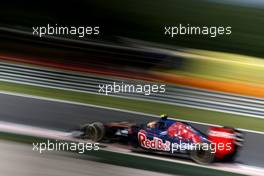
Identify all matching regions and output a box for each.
[222,127,244,162]
[190,143,215,164]
[81,122,105,142]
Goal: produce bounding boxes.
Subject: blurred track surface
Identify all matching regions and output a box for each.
[0,141,174,176]
[0,93,263,168]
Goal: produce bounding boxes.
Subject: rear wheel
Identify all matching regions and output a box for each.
[190,143,215,164]
[222,127,243,162]
[81,122,105,142]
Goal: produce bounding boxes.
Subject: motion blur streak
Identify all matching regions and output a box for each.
[2,27,264,98]
[0,141,173,176]
[0,0,263,175]
[0,93,263,168]
[0,119,263,176]
[1,62,264,118]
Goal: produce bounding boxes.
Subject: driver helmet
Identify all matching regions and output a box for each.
[160,114,168,119]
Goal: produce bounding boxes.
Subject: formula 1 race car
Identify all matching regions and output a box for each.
[72,114,243,164]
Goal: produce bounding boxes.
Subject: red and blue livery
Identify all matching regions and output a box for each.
[73,114,243,164]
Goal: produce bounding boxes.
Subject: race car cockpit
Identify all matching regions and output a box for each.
[146,114,168,130]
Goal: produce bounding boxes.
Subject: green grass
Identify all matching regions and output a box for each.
[163,49,264,85]
[1,81,264,132]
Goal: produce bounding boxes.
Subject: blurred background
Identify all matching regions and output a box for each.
[0,0,264,176]
[1,0,264,86]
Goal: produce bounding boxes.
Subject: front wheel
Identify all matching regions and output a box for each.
[81,122,105,142]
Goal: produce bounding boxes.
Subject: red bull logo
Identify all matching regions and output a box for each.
[138,132,170,151]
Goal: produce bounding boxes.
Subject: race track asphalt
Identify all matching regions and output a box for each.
[0,93,263,168]
[0,141,174,176]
